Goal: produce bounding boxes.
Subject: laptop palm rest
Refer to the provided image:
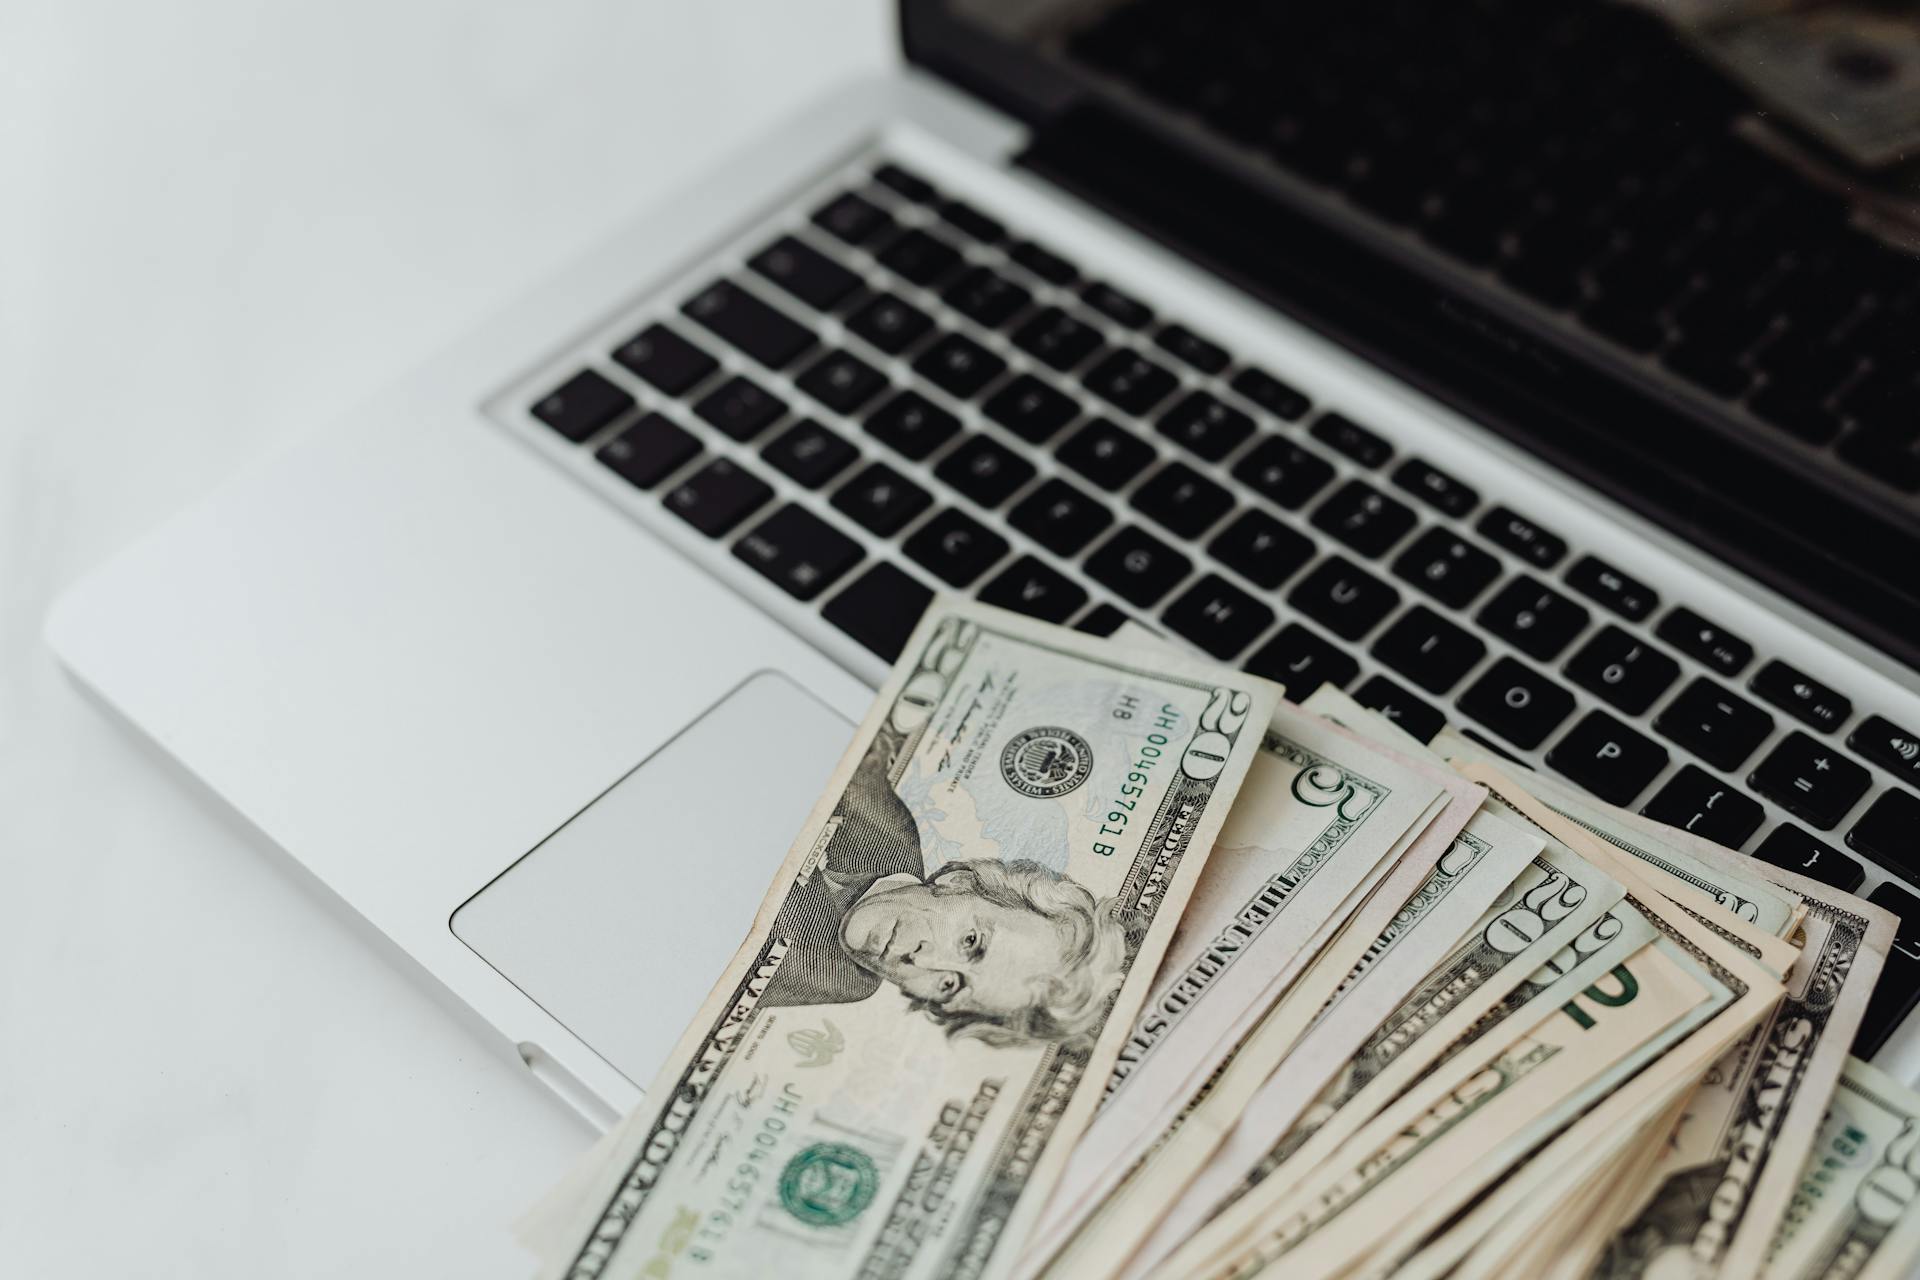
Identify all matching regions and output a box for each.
[453,669,852,1086]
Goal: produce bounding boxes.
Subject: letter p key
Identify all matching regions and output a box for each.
[1545,713,1668,805]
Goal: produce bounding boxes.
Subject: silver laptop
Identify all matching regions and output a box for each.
[47,0,1920,1121]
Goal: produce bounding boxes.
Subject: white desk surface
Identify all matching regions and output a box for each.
[1,2,890,1273]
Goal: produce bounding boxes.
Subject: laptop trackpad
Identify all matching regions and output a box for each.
[452,669,852,1085]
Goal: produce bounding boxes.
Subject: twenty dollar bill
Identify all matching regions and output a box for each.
[1770,1055,1920,1280]
[538,599,1277,1280]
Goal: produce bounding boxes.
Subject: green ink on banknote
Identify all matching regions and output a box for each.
[778,1143,879,1227]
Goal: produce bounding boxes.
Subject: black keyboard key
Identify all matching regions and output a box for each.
[732,504,862,601]
[748,235,862,311]
[1565,626,1681,715]
[761,419,856,489]
[1009,478,1112,556]
[1459,658,1577,750]
[904,508,1008,586]
[1749,385,1843,445]
[1500,242,1581,310]
[1565,555,1658,622]
[914,332,1005,399]
[1668,289,1772,360]
[876,227,963,287]
[1643,766,1765,849]
[823,562,933,661]
[1655,678,1776,771]
[795,350,886,416]
[1851,716,1920,787]
[612,324,718,395]
[1013,307,1105,371]
[846,293,933,355]
[1058,418,1156,489]
[1075,602,1129,636]
[1848,788,1920,877]
[682,280,816,371]
[1234,437,1336,510]
[1245,625,1359,697]
[1751,660,1852,734]
[1478,576,1591,662]
[1157,392,1253,462]
[811,191,891,246]
[1390,527,1501,608]
[1353,675,1446,744]
[1154,323,1229,374]
[1311,481,1418,558]
[1476,506,1567,568]
[1372,606,1487,694]
[1749,732,1870,829]
[1082,281,1153,329]
[1164,575,1275,659]
[1663,340,1753,398]
[1392,459,1478,517]
[865,391,960,461]
[664,457,772,537]
[983,375,1079,444]
[1310,413,1392,468]
[1581,297,1667,354]
[1010,241,1077,285]
[1229,367,1311,421]
[935,199,1004,244]
[1753,825,1864,892]
[978,556,1088,623]
[832,462,930,535]
[1132,462,1233,538]
[695,375,787,441]
[943,266,1031,328]
[1656,607,1754,677]
[1084,349,1179,416]
[533,368,634,442]
[1086,525,1193,607]
[595,413,700,489]
[872,162,936,203]
[1756,327,1858,399]
[1208,510,1314,590]
[1290,556,1400,640]
[1844,363,1920,429]
[935,434,1036,509]
[1855,881,1920,1057]
[1547,711,1669,806]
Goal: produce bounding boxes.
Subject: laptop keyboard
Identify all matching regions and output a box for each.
[518,157,1920,1058]
[1063,0,1920,499]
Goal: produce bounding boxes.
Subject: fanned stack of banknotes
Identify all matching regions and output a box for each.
[517,599,1920,1280]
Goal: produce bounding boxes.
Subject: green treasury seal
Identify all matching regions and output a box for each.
[778,1143,880,1227]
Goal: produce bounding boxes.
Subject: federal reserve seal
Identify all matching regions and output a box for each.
[778,1143,879,1227]
[1000,726,1094,798]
